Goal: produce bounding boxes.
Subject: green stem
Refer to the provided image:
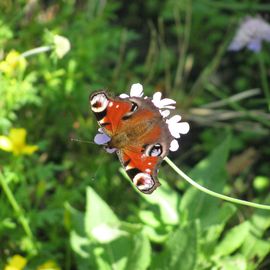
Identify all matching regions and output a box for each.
[21,46,52,58]
[165,157,270,210]
[258,52,270,111]
[0,172,37,248]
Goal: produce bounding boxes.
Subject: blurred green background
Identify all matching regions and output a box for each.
[0,0,270,269]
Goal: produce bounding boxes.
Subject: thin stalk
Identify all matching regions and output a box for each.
[174,0,192,89]
[21,46,52,58]
[258,52,270,111]
[165,157,270,210]
[0,172,38,250]
[158,17,172,91]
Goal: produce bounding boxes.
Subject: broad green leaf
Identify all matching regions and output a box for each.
[91,223,129,243]
[65,202,85,235]
[141,179,180,225]
[215,255,247,270]
[180,135,231,227]
[241,234,270,270]
[143,225,168,243]
[249,196,270,236]
[70,231,91,258]
[139,210,161,228]
[153,221,198,270]
[201,204,237,259]
[214,221,250,258]
[70,231,98,270]
[94,231,151,270]
[125,232,151,270]
[85,186,120,239]
[120,168,180,225]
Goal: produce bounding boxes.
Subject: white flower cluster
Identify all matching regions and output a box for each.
[94,83,190,152]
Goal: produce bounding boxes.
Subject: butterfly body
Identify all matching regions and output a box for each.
[90,91,173,194]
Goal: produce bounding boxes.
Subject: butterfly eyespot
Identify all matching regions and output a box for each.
[133,173,154,191]
[122,101,139,120]
[148,143,163,157]
[90,93,109,113]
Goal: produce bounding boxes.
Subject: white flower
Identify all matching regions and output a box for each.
[53,34,71,58]
[120,83,144,98]
[152,92,176,110]
[166,115,190,152]
[229,16,270,52]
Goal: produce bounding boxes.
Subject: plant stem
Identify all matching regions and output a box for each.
[0,172,38,250]
[21,46,52,58]
[258,52,270,111]
[165,157,270,210]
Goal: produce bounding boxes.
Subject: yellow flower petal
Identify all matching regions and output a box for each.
[0,50,27,75]
[22,145,38,155]
[0,136,13,152]
[0,128,38,156]
[4,254,27,270]
[9,128,27,148]
[37,260,61,270]
[0,61,12,74]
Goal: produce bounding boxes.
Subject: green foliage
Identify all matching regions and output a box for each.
[0,0,270,269]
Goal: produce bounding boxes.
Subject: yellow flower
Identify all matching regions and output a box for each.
[4,254,27,270]
[0,50,27,76]
[37,260,61,270]
[0,128,38,155]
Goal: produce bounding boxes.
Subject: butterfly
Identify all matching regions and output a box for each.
[90,91,173,194]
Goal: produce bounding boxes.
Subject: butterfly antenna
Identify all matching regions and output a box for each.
[70,137,95,145]
[70,137,102,181]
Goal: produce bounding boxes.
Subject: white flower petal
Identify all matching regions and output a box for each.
[152,92,163,108]
[152,92,162,103]
[119,93,129,98]
[130,83,144,97]
[168,124,181,138]
[170,139,179,151]
[167,115,182,123]
[160,110,170,118]
[166,115,190,139]
[159,98,176,106]
[176,122,190,134]
[94,133,111,145]
[152,92,176,110]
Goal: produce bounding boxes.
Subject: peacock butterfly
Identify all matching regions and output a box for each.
[90,89,175,194]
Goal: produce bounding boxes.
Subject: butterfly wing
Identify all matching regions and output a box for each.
[116,99,172,193]
[90,91,173,194]
[90,91,134,136]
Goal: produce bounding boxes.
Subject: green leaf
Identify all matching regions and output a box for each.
[180,135,231,227]
[215,255,247,270]
[125,232,151,270]
[70,231,98,270]
[241,233,270,270]
[94,231,151,270]
[141,179,180,225]
[201,203,237,259]
[214,221,250,258]
[250,197,270,236]
[85,186,120,239]
[153,221,198,270]
[70,231,91,258]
